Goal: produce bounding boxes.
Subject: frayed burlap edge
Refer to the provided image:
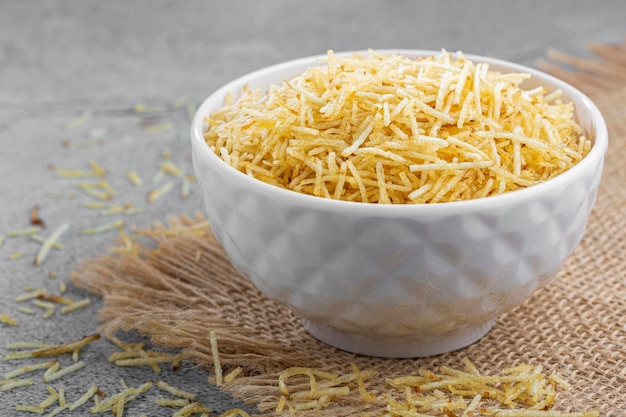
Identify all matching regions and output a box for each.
[71,39,626,417]
[538,34,626,96]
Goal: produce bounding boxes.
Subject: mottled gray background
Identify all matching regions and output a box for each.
[0,1,624,415]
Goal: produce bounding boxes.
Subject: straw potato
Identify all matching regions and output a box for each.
[204,50,589,204]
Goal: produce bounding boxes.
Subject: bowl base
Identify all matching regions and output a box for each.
[301,319,495,358]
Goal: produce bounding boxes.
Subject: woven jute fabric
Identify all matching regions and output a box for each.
[71,41,626,416]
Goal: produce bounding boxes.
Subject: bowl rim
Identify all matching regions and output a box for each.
[190,49,608,214]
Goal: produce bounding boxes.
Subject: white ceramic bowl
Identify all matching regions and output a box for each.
[190,50,608,358]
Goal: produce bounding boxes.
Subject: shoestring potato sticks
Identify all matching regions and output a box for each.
[203,50,590,204]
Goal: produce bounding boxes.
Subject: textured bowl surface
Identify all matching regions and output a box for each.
[190,50,608,357]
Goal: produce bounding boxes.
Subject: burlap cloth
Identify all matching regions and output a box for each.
[71,41,626,416]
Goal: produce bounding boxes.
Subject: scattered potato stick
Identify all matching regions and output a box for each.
[15,404,45,413]
[31,234,63,249]
[209,330,223,386]
[134,103,165,113]
[171,401,212,417]
[121,395,134,417]
[113,353,186,368]
[350,362,377,402]
[181,176,191,199]
[219,408,251,417]
[461,394,483,417]
[289,385,350,400]
[4,360,57,379]
[44,405,69,417]
[106,203,136,216]
[292,397,331,411]
[3,350,39,361]
[32,300,55,318]
[15,289,46,303]
[52,168,89,179]
[81,201,107,209]
[147,221,210,238]
[81,220,124,235]
[156,379,197,400]
[107,227,139,257]
[7,227,41,237]
[155,397,192,407]
[42,361,61,380]
[39,387,60,409]
[32,333,100,359]
[275,396,286,413]
[5,342,52,350]
[147,181,174,203]
[52,161,106,178]
[44,192,78,199]
[120,378,130,390]
[548,372,571,391]
[223,366,243,383]
[89,381,152,414]
[278,367,339,396]
[37,293,75,305]
[42,309,55,319]
[81,187,109,202]
[18,307,35,315]
[9,252,24,260]
[58,387,67,407]
[0,378,33,391]
[60,298,91,314]
[0,314,18,326]
[109,351,143,361]
[161,161,183,177]
[96,179,118,197]
[80,201,144,215]
[145,122,174,134]
[106,334,184,374]
[105,334,145,351]
[126,171,142,186]
[34,222,70,266]
[76,181,111,201]
[42,361,86,382]
[68,385,99,411]
[30,205,46,228]
[140,349,162,374]
[100,203,144,216]
[89,161,107,177]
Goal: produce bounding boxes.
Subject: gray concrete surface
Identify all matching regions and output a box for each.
[0,1,624,415]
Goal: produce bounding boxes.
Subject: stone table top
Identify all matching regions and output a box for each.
[1,1,624,415]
